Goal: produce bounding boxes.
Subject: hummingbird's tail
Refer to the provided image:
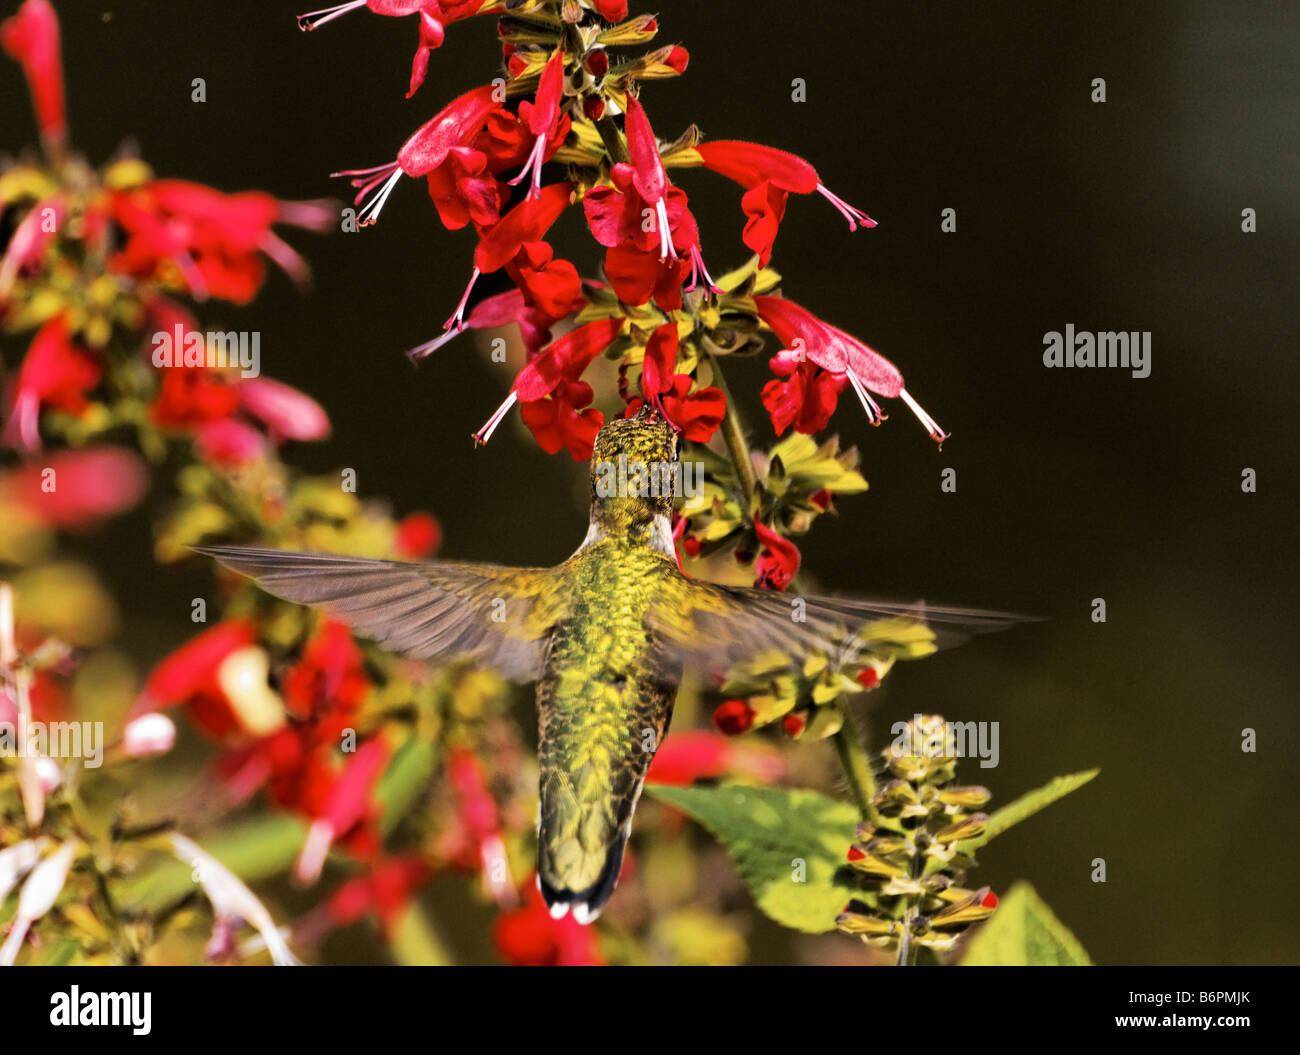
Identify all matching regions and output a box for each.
[535,766,645,926]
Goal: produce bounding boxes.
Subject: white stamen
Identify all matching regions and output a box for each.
[899,387,949,443]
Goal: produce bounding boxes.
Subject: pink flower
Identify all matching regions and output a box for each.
[195,418,268,467]
[0,0,65,151]
[0,194,64,296]
[508,49,567,198]
[123,713,177,758]
[753,296,948,443]
[238,377,331,442]
[0,447,147,530]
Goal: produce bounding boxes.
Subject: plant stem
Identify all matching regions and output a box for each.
[595,114,629,165]
[706,353,759,505]
[705,355,880,827]
[832,726,878,824]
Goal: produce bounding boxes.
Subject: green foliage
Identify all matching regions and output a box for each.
[960,882,1091,965]
[961,769,1099,853]
[647,783,859,933]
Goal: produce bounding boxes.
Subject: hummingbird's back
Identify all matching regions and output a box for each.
[534,534,682,922]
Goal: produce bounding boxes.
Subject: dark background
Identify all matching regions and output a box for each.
[4,0,1297,964]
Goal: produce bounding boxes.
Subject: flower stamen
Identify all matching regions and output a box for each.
[473,389,519,446]
[898,387,949,444]
[444,266,481,332]
[816,183,877,231]
[297,1,367,31]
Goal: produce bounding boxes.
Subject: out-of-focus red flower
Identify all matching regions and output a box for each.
[0,0,65,150]
[754,296,948,443]
[753,520,800,591]
[760,351,847,436]
[393,511,441,558]
[492,881,606,966]
[193,417,267,467]
[3,315,100,451]
[135,620,262,741]
[0,195,64,296]
[295,737,390,883]
[441,747,514,905]
[109,181,328,303]
[327,854,432,937]
[148,365,239,428]
[712,699,756,737]
[238,377,331,442]
[647,730,785,786]
[282,620,370,729]
[0,446,147,530]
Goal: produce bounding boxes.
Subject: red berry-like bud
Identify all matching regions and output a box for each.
[507,53,526,77]
[583,96,605,121]
[682,536,701,556]
[981,890,998,908]
[846,846,866,862]
[584,49,609,79]
[782,713,805,737]
[857,667,880,689]
[664,46,689,73]
[810,489,833,510]
[713,699,755,736]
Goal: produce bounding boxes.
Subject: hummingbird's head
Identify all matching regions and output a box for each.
[588,405,680,533]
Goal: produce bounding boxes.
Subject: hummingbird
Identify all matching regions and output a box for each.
[196,406,1015,923]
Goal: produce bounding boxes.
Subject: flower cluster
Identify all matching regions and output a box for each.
[835,714,998,956]
[310,0,948,486]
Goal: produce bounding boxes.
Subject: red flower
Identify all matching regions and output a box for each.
[507,49,568,198]
[694,140,875,265]
[473,317,623,458]
[238,377,331,442]
[753,296,948,443]
[0,446,146,529]
[627,322,725,442]
[408,286,575,362]
[712,699,756,736]
[442,748,514,905]
[298,1,494,98]
[1,0,65,151]
[295,737,391,883]
[753,520,800,591]
[194,418,267,467]
[760,352,847,436]
[492,881,606,966]
[281,620,369,727]
[327,854,433,937]
[393,511,442,558]
[3,315,100,451]
[135,620,259,740]
[646,730,784,786]
[110,181,329,303]
[424,145,501,231]
[0,195,64,296]
[335,84,498,226]
[582,98,716,308]
[149,365,240,429]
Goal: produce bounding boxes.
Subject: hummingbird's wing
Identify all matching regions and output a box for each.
[649,576,1028,674]
[193,546,566,681]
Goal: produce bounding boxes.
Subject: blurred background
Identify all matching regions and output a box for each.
[3,0,1296,963]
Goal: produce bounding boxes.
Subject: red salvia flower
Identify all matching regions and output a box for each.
[0,195,64,296]
[754,295,948,443]
[760,351,847,436]
[492,881,606,966]
[712,699,756,736]
[296,737,390,883]
[753,520,801,591]
[0,446,146,530]
[3,314,100,451]
[392,511,442,558]
[508,48,567,199]
[0,0,65,151]
[628,322,725,442]
[327,854,433,937]
[334,83,499,226]
[694,140,875,265]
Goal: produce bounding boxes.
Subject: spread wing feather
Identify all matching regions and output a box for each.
[651,575,1029,674]
[193,546,564,681]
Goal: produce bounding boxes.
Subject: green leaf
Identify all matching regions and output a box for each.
[960,881,1091,965]
[390,901,454,966]
[118,813,307,913]
[961,769,1099,852]
[646,783,859,933]
[376,737,436,837]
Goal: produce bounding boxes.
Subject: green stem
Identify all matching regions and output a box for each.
[595,114,629,166]
[706,353,758,505]
[832,726,878,824]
